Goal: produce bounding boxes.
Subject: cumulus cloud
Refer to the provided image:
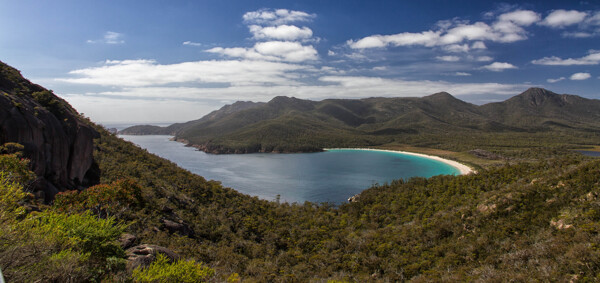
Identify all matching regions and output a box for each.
[249,25,313,41]
[207,41,318,62]
[436,55,460,62]
[481,62,517,71]
[532,50,600,65]
[570,72,591,80]
[348,9,540,50]
[498,10,541,26]
[547,77,565,83]
[87,31,125,44]
[243,9,315,25]
[206,9,319,64]
[541,10,588,28]
[347,30,441,49]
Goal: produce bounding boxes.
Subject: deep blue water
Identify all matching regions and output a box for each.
[120,135,460,204]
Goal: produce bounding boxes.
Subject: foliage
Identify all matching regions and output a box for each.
[0,171,29,224]
[0,154,127,282]
[132,253,215,283]
[54,179,144,218]
[0,153,35,187]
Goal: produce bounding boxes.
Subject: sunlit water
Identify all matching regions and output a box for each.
[119,135,460,203]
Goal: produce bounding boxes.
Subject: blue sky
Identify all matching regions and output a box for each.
[1,0,599,123]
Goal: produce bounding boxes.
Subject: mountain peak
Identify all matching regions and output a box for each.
[423,91,456,100]
[516,88,560,107]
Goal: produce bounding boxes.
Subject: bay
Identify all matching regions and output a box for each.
[120,135,460,204]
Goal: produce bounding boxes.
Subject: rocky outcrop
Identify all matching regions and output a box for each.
[161,219,195,238]
[0,61,99,202]
[118,233,138,250]
[126,244,179,270]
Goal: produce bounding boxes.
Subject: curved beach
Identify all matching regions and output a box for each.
[324,148,475,175]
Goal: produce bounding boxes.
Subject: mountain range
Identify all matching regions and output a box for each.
[121,88,600,153]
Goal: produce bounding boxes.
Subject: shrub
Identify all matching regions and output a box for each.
[0,153,35,187]
[54,179,144,218]
[21,210,126,259]
[132,253,215,283]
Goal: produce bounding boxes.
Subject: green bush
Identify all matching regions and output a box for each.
[0,154,128,281]
[54,179,145,218]
[0,153,35,187]
[132,253,215,283]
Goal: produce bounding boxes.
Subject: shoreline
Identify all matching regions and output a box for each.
[324,148,475,175]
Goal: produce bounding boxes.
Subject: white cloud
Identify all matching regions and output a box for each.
[453,72,472,76]
[87,31,125,44]
[254,41,318,62]
[587,11,600,26]
[243,9,315,25]
[498,10,541,26]
[348,10,540,50]
[183,41,202,46]
[65,74,528,102]
[58,59,313,87]
[481,62,517,71]
[541,10,588,28]
[443,44,470,53]
[436,55,460,62]
[347,30,441,49]
[562,31,595,38]
[532,50,600,65]
[206,41,318,62]
[547,77,565,83]
[570,72,591,80]
[372,66,387,71]
[476,56,494,62]
[249,25,313,41]
[471,41,487,49]
[327,50,336,56]
[439,22,494,44]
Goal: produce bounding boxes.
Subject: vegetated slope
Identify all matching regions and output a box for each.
[94,131,600,281]
[119,101,264,135]
[142,88,600,153]
[2,60,600,281]
[481,87,600,131]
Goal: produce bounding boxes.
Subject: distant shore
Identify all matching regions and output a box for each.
[324,148,475,175]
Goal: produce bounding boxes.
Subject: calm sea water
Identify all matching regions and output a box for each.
[120,135,460,204]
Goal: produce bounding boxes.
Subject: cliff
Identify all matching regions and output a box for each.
[0,61,99,202]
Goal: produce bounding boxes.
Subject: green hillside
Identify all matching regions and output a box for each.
[2,60,600,281]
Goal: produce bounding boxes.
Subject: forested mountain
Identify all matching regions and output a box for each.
[2,60,600,282]
[122,88,600,153]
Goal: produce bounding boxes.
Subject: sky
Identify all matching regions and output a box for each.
[1,0,599,124]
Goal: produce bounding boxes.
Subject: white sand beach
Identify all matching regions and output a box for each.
[324,148,475,175]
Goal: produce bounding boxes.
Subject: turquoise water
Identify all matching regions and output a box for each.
[120,135,460,203]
